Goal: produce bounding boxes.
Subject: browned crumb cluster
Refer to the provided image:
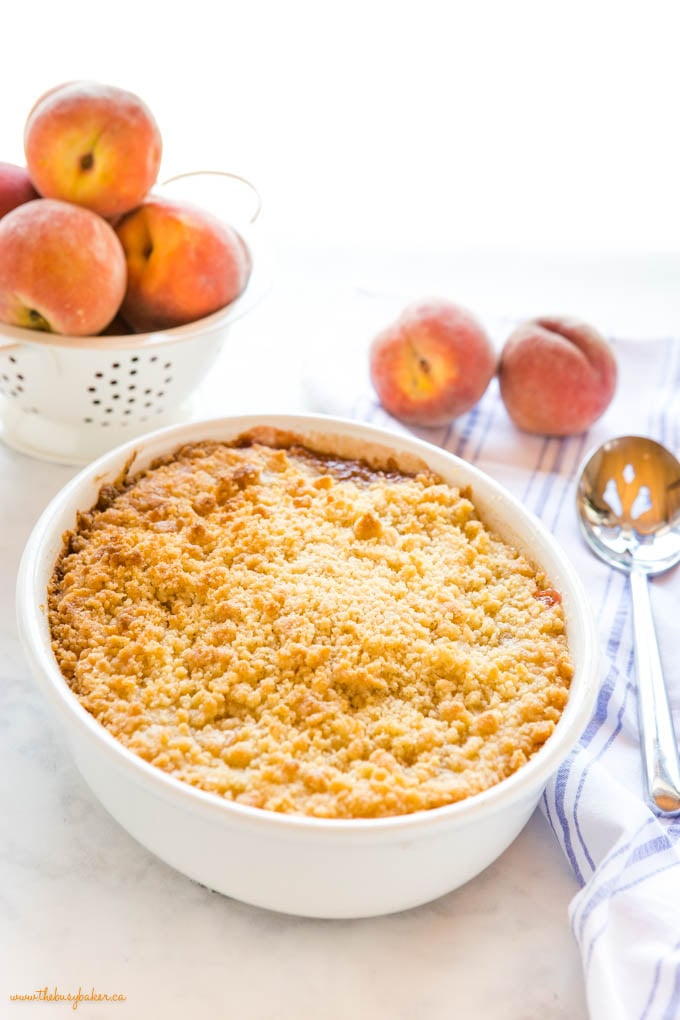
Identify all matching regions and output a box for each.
[48,439,573,819]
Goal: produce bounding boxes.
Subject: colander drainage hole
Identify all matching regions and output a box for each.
[1,363,28,399]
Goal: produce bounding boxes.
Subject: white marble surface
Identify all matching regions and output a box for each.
[5,243,680,1019]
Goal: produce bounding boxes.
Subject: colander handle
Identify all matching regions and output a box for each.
[160,170,262,224]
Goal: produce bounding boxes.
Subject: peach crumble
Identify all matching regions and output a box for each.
[48,438,573,819]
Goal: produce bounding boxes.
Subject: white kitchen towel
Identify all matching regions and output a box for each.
[304,324,680,1020]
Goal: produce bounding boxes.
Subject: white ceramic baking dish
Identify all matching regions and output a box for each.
[16,413,598,918]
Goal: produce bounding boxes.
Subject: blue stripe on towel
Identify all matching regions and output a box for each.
[583,856,680,985]
[533,438,567,518]
[639,953,665,1020]
[659,942,680,1020]
[522,437,551,505]
[571,819,658,946]
[552,752,584,880]
[453,402,482,460]
[639,936,680,1020]
[469,393,500,464]
[649,337,678,445]
[548,434,589,534]
[577,830,678,948]
[580,584,632,747]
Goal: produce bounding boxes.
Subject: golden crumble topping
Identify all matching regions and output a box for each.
[48,438,573,819]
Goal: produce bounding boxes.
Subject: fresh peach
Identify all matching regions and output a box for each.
[498,316,617,436]
[369,299,497,427]
[0,198,127,336]
[0,161,39,219]
[24,80,162,219]
[114,196,251,332]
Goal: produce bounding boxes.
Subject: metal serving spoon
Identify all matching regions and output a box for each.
[576,435,680,816]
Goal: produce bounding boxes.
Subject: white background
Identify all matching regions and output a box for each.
[3,7,680,1018]
[2,0,679,257]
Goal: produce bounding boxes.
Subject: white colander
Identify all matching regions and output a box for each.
[0,172,269,466]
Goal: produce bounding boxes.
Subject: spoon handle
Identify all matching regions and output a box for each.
[630,565,680,815]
